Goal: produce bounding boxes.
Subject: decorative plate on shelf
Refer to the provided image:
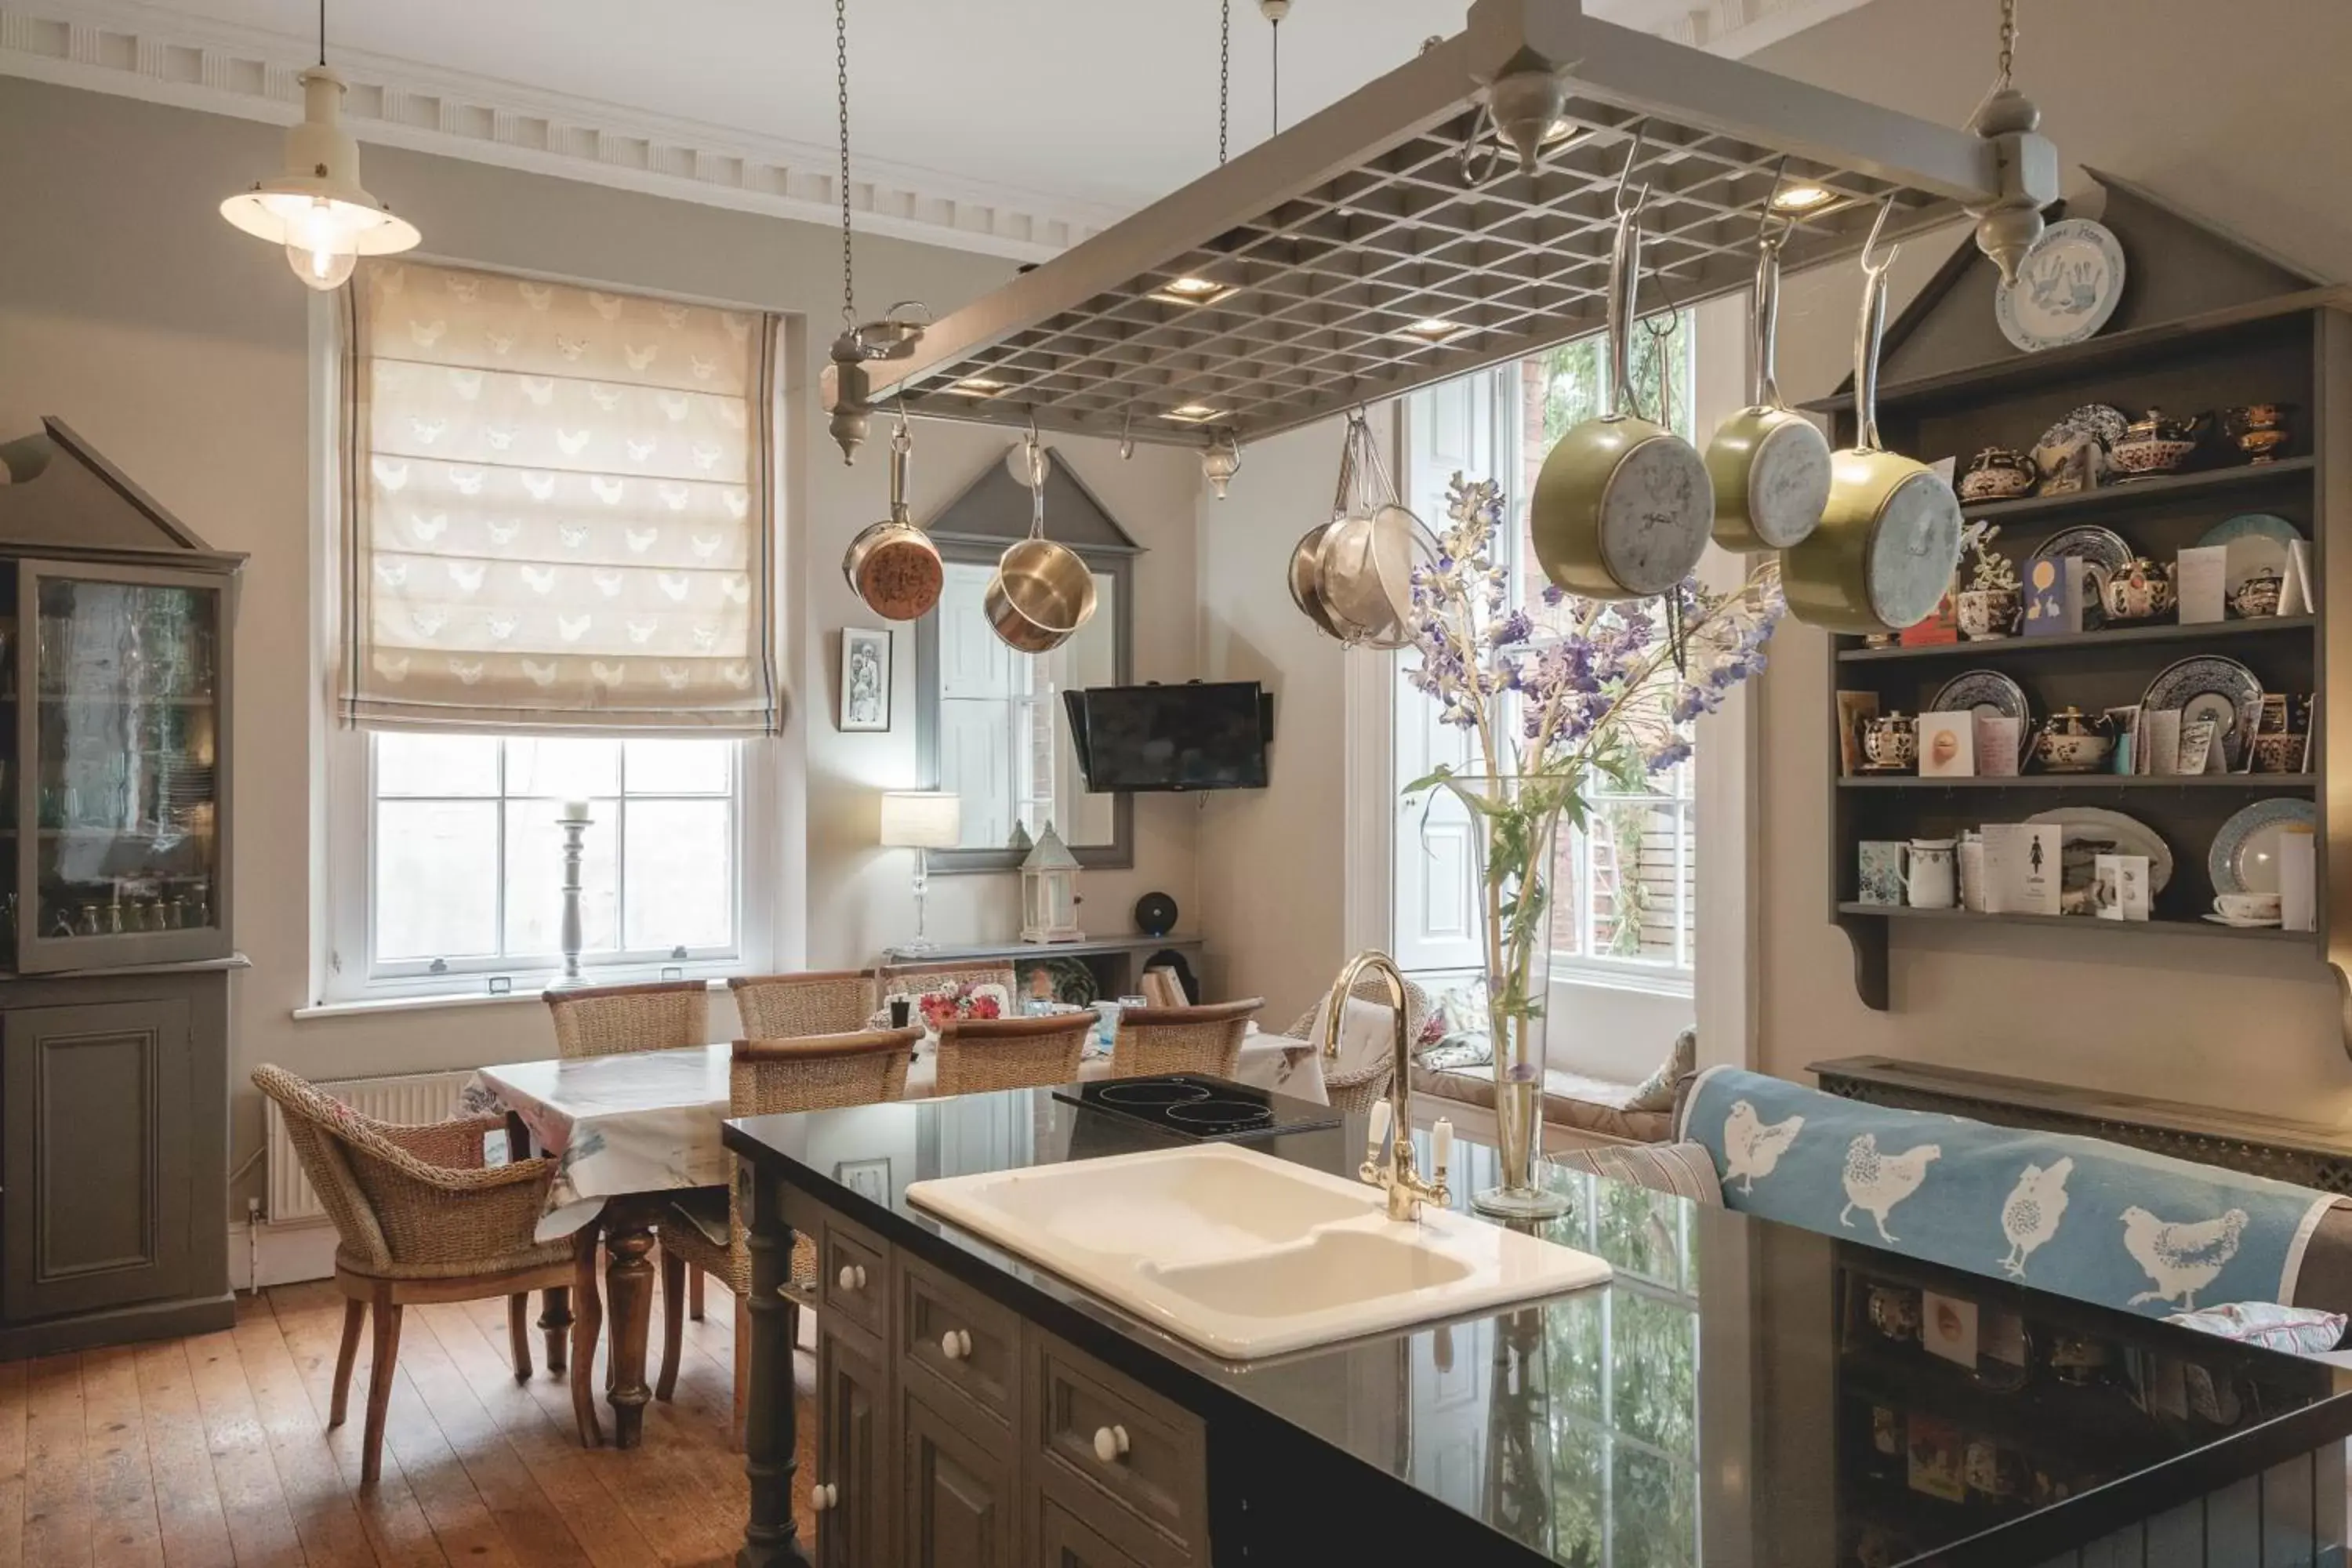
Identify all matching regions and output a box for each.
[1929,670,2032,768]
[1018,956,1099,1008]
[1997,220,2127,352]
[2197,512,2303,599]
[2023,806,2174,892]
[2208,797,2316,895]
[2141,655,2263,771]
[2028,524,2132,630]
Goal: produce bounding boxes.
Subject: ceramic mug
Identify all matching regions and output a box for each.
[1956,587,2021,640]
[2214,892,2282,923]
[2252,731,2306,774]
[1861,713,1918,772]
[1901,838,1958,909]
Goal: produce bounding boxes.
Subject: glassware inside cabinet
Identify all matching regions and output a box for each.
[31,575,220,951]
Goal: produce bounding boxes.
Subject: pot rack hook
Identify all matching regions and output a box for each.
[1613,119,1650,217]
[1859,195,1900,278]
[1756,157,1795,250]
[1457,103,1502,188]
[1118,411,1134,461]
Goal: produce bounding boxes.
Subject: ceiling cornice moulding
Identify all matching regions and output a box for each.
[0,0,1873,262]
[0,1,1121,262]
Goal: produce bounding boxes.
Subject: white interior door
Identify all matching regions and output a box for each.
[1392,368,1515,975]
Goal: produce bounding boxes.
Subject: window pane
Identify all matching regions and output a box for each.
[1591,798,1682,963]
[622,800,733,950]
[376,733,499,797]
[503,801,619,955]
[376,800,500,959]
[624,739,732,796]
[506,737,620,800]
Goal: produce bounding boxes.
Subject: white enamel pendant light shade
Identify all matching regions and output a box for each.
[220,3,419,290]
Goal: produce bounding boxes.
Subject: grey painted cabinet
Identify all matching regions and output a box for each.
[902,1374,1014,1568]
[815,1321,891,1568]
[2,996,193,1321]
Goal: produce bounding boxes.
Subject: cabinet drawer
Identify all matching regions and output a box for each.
[898,1251,1018,1422]
[816,1214,889,1341]
[1032,1338,1205,1556]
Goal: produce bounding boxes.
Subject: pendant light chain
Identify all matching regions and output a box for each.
[1270,16,1280,136]
[316,0,326,66]
[1996,0,2019,89]
[836,0,855,332]
[1218,0,1230,165]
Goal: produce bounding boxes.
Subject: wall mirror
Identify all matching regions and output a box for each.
[915,449,1138,873]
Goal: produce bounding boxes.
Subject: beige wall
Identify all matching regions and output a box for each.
[1748,0,2352,1117]
[0,78,1200,1214]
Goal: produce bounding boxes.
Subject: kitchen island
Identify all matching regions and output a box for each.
[724,1087,2352,1567]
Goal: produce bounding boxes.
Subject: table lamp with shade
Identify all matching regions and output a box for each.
[879,791,960,953]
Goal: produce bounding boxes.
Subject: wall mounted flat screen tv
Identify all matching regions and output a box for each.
[1062,681,1272,793]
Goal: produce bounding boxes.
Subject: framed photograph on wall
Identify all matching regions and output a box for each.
[838,627,892,732]
[835,1157,891,1206]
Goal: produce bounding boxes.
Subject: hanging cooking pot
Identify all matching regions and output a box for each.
[1288,419,1356,640]
[1527,143,1713,601]
[840,414,942,621]
[1703,214,1831,550]
[1783,203,1965,632]
[1312,410,1431,648]
[985,434,1097,653]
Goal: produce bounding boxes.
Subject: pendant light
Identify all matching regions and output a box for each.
[219,0,419,290]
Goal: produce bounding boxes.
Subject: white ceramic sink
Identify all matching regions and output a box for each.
[905,1143,1613,1359]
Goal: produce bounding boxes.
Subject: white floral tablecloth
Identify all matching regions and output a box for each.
[467,1030,1327,1240]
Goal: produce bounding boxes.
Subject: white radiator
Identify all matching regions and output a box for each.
[263,1069,478,1224]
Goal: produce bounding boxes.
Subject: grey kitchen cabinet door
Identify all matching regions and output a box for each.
[1037,1497,1148,1568]
[815,1323,891,1568]
[903,1375,1014,1568]
[2,998,193,1321]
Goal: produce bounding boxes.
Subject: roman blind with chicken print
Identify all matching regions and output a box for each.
[343,259,779,734]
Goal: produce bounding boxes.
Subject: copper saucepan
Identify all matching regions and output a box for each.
[1783,202,1965,632]
[841,416,942,621]
[985,432,1097,653]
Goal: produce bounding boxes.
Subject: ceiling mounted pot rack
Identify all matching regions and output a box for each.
[823,0,2055,455]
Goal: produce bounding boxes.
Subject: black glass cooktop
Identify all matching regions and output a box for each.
[1052,1073,1343,1143]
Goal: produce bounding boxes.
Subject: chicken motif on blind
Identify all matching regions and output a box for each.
[1839,1134,1940,1245]
[1997,1156,2072,1279]
[2122,1207,2249,1310]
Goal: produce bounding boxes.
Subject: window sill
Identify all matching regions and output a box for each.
[1548,964,1694,1002]
[296,972,729,1022]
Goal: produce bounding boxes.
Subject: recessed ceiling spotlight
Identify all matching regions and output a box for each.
[1397,318,1469,344]
[947,376,1010,396]
[1149,275,1236,307]
[1160,404,1226,423]
[1769,183,1836,212]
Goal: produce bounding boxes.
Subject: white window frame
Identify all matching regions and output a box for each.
[306,286,782,1008]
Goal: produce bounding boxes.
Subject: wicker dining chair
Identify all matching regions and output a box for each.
[542,978,710,1060]
[252,1064,575,1484]
[933,1012,1094,1097]
[653,1027,920,1446]
[1107,997,1265,1080]
[728,969,877,1040]
[1284,972,1435,1117]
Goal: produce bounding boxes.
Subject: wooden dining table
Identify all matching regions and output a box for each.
[467,1028,1325,1447]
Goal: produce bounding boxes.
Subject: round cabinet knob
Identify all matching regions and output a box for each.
[1092,1425,1131,1465]
[811,1483,836,1512]
[940,1328,971,1361]
[837,1264,866,1292]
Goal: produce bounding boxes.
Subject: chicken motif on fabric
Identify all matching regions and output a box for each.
[1721,1100,1804,1196]
[2122,1206,2249,1309]
[1997,1156,2072,1279]
[1839,1133,1940,1245]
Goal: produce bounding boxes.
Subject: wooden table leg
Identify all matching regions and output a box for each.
[506,1110,575,1375]
[571,1223,604,1448]
[739,1164,800,1568]
[603,1197,660,1449]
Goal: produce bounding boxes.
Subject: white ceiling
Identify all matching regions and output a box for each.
[34,0,1874,214]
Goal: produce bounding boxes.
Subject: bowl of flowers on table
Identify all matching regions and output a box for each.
[916,982,1003,1032]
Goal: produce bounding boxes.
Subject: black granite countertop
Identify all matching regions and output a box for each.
[726,1087,2352,1568]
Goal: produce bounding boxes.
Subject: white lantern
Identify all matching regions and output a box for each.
[1019,822,1085,944]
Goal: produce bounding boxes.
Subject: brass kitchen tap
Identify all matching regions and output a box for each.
[1323,950,1451,1221]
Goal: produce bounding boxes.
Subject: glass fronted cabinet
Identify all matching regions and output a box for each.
[3,559,233,972]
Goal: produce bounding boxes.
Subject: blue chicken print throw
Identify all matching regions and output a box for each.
[1676,1067,2347,1318]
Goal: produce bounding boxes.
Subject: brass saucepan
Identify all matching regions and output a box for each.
[1784,203,1965,632]
[1528,136,1713,601]
[1704,214,1831,550]
[985,433,1097,653]
[841,414,942,621]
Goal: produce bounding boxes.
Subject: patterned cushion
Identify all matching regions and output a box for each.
[1409,1062,1675,1144]
[1553,1141,1724,1207]
[2166,1301,2348,1356]
[1625,1029,1697,1114]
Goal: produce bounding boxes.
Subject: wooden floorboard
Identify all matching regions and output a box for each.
[0,1279,763,1568]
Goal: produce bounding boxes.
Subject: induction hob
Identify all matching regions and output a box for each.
[1053,1073,1343,1143]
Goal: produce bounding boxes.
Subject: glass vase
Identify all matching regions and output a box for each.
[1438,773,1571,1219]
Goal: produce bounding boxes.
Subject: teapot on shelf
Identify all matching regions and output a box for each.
[2108,408,2208,479]
[2032,707,2116,774]
[2100,556,2176,623]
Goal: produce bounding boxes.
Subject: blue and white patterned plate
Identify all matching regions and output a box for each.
[1929,669,2031,766]
[2209,797,2315,895]
[1998,220,2127,352]
[2142,654,2261,771]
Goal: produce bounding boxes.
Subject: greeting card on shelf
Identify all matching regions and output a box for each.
[2022,556,2082,636]
[1983,823,2062,916]
[1836,691,1880,779]
[2094,854,2151,921]
[2281,826,2318,932]
[1857,842,1906,907]
[2176,545,2227,624]
[1918,711,1976,778]
[2140,710,2181,776]
[1898,588,1961,647]
[2281,539,2315,616]
[1975,716,2021,778]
